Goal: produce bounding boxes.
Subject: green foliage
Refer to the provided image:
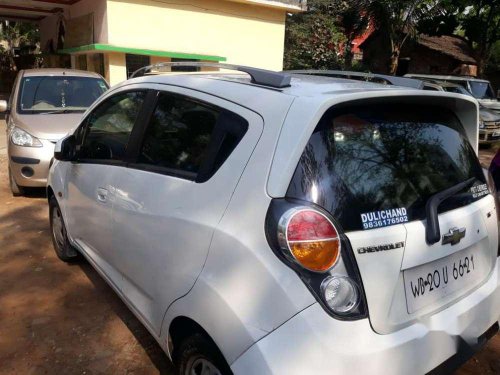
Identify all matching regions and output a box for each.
[360,0,445,74]
[0,20,39,71]
[418,0,500,74]
[284,0,444,73]
[284,3,346,70]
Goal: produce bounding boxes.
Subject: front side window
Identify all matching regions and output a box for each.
[78,91,146,161]
[18,76,108,114]
[137,93,219,179]
[287,103,486,231]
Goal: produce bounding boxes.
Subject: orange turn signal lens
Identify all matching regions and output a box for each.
[289,239,340,272]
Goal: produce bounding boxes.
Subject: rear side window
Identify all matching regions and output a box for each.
[136,93,247,181]
[287,103,487,232]
[79,91,145,161]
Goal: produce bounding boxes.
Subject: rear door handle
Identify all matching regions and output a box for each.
[96,187,108,202]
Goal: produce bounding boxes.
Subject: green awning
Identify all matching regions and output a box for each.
[57,43,226,62]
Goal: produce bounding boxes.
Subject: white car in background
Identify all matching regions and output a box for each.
[405,74,500,112]
[48,63,499,375]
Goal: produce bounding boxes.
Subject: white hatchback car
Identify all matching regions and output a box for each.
[48,63,500,375]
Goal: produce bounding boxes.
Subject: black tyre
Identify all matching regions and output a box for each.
[176,334,232,375]
[49,196,79,262]
[9,168,24,196]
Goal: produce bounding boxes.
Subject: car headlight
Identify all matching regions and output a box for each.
[10,127,43,147]
[479,121,485,129]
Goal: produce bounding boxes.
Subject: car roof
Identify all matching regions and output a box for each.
[405,74,489,83]
[21,68,104,78]
[123,72,405,98]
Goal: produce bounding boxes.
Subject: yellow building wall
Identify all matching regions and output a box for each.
[105,52,127,85]
[106,0,286,71]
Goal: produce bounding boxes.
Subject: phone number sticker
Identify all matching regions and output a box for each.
[470,183,488,199]
[361,208,408,230]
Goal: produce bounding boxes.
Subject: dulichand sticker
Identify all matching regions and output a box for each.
[361,208,409,230]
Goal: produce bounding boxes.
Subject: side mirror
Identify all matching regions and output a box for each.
[54,135,77,161]
[0,100,8,113]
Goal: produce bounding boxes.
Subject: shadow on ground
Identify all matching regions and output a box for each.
[0,154,173,374]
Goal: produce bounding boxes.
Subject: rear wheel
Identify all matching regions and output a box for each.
[9,168,24,196]
[49,196,79,262]
[176,334,231,375]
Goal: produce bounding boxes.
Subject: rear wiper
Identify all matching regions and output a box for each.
[425,177,476,245]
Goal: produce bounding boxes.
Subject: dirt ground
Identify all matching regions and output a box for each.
[0,123,499,375]
[0,127,173,373]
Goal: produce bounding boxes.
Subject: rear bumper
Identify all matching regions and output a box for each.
[231,258,500,375]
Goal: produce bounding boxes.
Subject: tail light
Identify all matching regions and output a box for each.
[278,208,340,272]
[266,199,367,319]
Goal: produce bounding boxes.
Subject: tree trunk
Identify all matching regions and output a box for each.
[344,42,353,69]
[389,47,400,75]
[6,39,17,71]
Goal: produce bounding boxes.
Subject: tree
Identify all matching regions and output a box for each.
[0,20,39,71]
[418,0,500,75]
[463,1,500,75]
[284,2,346,70]
[361,0,444,75]
[336,4,369,68]
[284,0,443,73]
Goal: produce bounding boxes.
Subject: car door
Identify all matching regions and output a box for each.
[64,89,147,287]
[110,86,263,334]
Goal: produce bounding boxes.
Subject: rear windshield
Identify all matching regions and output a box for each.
[287,103,487,232]
[468,81,495,100]
[18,76,108,114]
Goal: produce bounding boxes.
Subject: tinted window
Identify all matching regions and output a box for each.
[443,86,472,96]
[18,76,108,114]
[79,91,146,161]
[469,81,495,100]
[287,103,487,232]
[138,93,218,178]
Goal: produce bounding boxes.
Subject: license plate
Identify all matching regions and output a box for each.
[403,249,487,314]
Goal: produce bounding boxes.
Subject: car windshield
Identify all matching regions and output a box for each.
[287,103,487,231]
[468,81,495,100]
[18,76,108,114]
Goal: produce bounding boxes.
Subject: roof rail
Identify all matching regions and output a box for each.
[287,69,425,90]
[130,62,292,88]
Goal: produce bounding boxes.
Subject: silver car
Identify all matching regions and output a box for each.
[0,68,108,195]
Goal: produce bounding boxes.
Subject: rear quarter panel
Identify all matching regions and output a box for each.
[160,91,316,365]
